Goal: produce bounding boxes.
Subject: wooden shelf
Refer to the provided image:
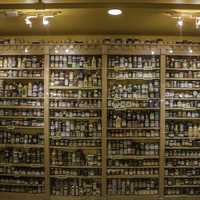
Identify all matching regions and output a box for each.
[166,78,200,81]
[0,126,44,130]
[0,163,44,167]
[108,97,160,100]
[0,174,44,178]
[50,195,101,200]
[107,127,160,130]
[109,155,159,159]
[164,195,200,200]
[49,97,101,100]
[107,175,159,178]
[108,67,160,71]
[165,97,200,100]
[108,78,160,81]
[49,107,101,110]
[50,86,101,90]
[165,146,200,150]
[166,156,200,159]
[166,88,200,91]
[50,67,100,71]
[0,144,43,148]
[107,137,160,140]
[165,176,200,178]
[108,107,160,111]
[0,68,44,70]
[0,192,45,200]
[0,105,43,109]
[50,136,101,140]
[49,117,101,120]
[0,77,43,80]
[0,116,43,119]
[166,107,199,111]
[50,165,101,169]
[108,166,159,169]
[165,166,200,169]
[0,97,44,99]
[166,117,200,120]
[166,68,200,71]
[0,182,44,187]
[166,137,200,140]
[49,146,101,150]
[106,195,160,200]
[165,185,200,188]
[50,175,101,179]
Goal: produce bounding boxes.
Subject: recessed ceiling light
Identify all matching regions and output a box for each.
[108,9,122,16]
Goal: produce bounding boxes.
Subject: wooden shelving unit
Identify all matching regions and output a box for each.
[0,45,200,200]
[164,53,200,198]
[0,51,46,199]
[106,51,161,198]
[48,51,103,198]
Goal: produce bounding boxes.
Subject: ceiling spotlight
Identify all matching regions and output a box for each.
[189,48,193,53]
[177,17,184,27]
[196,17,200,29]
[169,49,173,54]
[151,51,155,55]
[43,16,54,26]
[108,9,122,16]
[25,16,37,28]
[65,49,69,53]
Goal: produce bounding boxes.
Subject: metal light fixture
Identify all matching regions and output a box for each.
[196,17,200,29]
[25,16,37,28]
[43,16,54,26]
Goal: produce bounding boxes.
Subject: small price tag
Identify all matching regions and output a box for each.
[144,66,152,70]
[134,156,144,160]
[184,107,195,110]
[114,97,121,101]
[115,107,126,111]
[143,76,152,80]
[7,126,15,130]
[58,175,64,179]
[54,135,61,139]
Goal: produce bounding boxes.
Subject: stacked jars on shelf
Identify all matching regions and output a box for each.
[165,56,200,196]
[107,55,160,196]
[49,55,102,197]
[0,55,45,194]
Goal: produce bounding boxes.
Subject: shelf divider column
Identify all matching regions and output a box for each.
[159,51,166,198]
[101,45,108,200]
[44,46,50,199]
